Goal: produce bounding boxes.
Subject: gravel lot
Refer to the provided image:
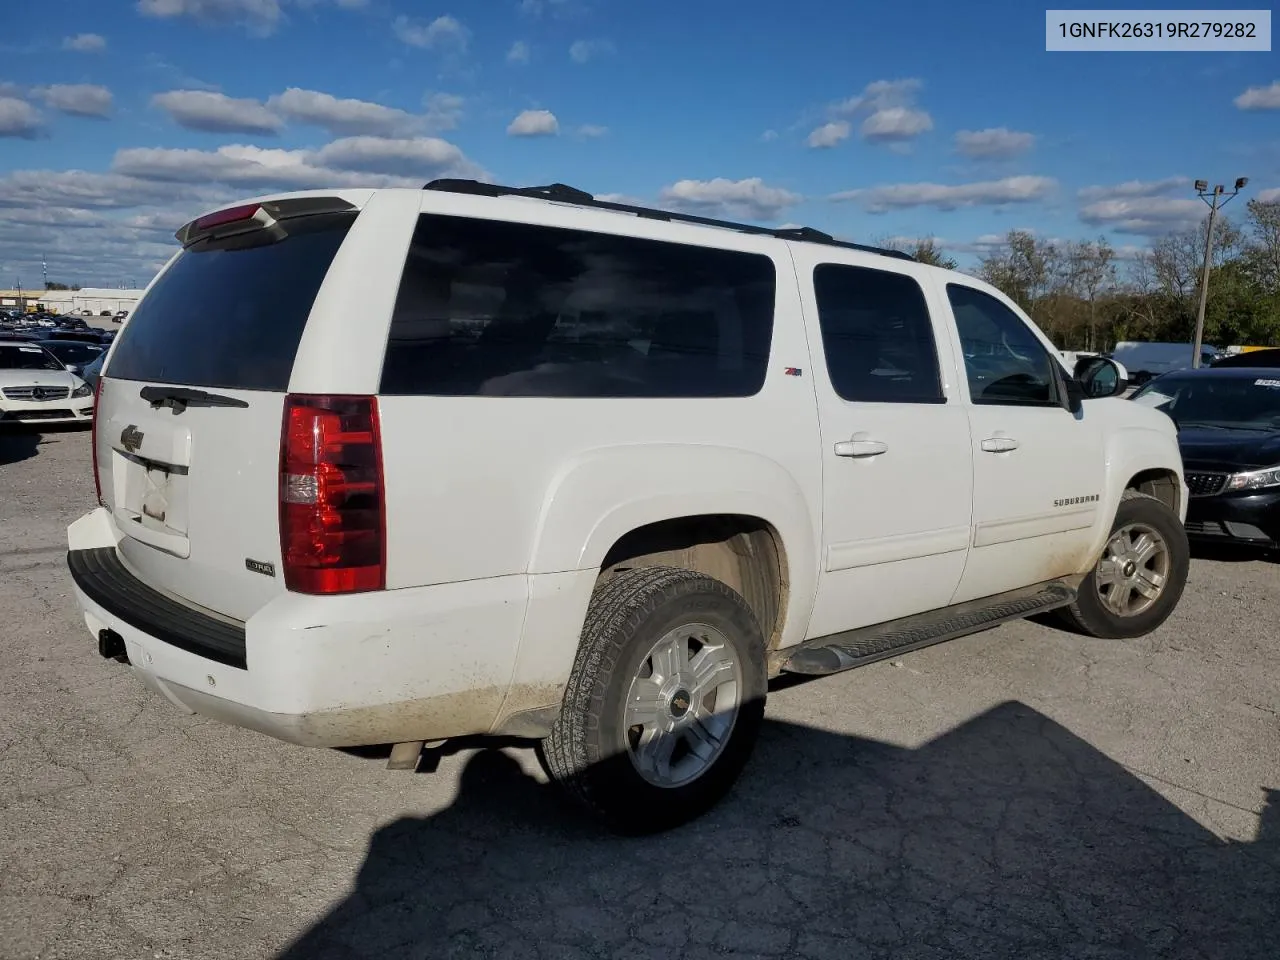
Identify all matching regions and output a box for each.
[2,426,1278,960]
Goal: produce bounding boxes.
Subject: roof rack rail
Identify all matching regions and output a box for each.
[422,178,916,261]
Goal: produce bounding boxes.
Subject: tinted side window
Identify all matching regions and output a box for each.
[946,284,1059,406]
[379,215,776,398]
[106,212,357,391]
[812,263,944,404]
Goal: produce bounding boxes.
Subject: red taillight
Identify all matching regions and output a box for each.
[279,394,385,595]
[195,203,262,231]
[91,377,104,506]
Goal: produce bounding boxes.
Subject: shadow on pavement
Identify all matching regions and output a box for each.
[0,426,42,467]
[277,702,1279,959]
[1189,541,1279,565]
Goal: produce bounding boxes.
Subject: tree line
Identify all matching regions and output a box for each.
[880,199,1280,351]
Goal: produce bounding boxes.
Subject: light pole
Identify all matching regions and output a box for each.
[1190,176,1247,368]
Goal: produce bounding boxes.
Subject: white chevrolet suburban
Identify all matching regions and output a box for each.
[66,180,1190,833]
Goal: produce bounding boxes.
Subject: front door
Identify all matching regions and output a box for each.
[938,280,1107,603]
[795,251,974,639]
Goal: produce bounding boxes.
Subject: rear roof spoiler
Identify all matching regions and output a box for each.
[175,196,357,247]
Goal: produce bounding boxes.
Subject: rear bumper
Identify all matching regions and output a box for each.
[65,508,541,748]
[1184,489,1280,546]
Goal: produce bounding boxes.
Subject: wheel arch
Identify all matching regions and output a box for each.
[1078,425,1187,573]
[525,442,818,650]
[492,445,819,737]
[1124,467,1183,517]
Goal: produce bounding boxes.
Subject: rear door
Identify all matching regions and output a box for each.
[95,199,367,622]
[792,249,974,638]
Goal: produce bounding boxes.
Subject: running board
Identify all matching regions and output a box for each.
[776,579,1078,677]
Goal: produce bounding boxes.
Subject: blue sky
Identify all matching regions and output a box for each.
[1,0,1278,287]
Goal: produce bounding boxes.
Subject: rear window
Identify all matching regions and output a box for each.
[105,211,357,391]
[379,214,776,398]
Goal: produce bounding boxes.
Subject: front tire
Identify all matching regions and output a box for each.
[539,566,767,834]
[1056,490,1189,639]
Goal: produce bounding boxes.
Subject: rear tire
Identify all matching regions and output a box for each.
[1055,490,1189,639]
[539,565,767,834]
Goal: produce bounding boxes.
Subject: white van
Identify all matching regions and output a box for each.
[1110,341,1222,384]
[67,181,1189,832]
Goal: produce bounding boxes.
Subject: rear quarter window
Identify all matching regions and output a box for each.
[379,214,777,398]
[105,211,357,391]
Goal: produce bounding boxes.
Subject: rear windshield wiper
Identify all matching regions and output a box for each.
[139,385,250,412]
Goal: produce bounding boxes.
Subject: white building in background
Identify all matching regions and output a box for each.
[0,288,148,315]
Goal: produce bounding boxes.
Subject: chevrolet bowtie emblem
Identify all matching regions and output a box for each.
[120,424,144,454]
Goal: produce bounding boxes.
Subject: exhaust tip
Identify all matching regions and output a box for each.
[97,629,129,664]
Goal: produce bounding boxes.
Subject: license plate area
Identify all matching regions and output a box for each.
[118,452,190,538]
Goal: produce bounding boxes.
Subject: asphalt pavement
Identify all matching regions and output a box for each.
[2,426,1278,960]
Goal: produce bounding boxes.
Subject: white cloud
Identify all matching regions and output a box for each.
[569,38,614,63]
[507,40,531,64]
[1077,177,1190,202]
[312,136,487,179]
[0,97,43,139]
[831,175,1057,213]
[152,89,282,134]
[0,170,219,211]
[1258,187,1280,203]
[35,84,113,118]
[111,136,485,189]
[760,129,778,142]
[595,191,645,205]
[950,233,1011,255]
[520,0,580,19]
[823,78,933,146]
[860,106,932,142]
[1074,178,1219,233]
[1235,81,1280,110]
[393,14,469,52]
[143,55,220,92]
[507,108,559,137]
[136,0,363,32]
[63,33,106,52]
[831,78,923,116]
[267,87,420,136]
[137,0,284,32]
[1078,196,1207,236]
[806,121,850,149]
[954,127,1036,159]
[657,177,800,221]
[0,169,243,286]
[576,123,607,138]
[422,92,464,132]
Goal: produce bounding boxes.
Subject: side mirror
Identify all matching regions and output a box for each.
[1074,356,1128,399]
[64,363,75,372]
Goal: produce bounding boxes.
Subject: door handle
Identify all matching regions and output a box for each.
[980,436,1020,453]
[834,433,888,458]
